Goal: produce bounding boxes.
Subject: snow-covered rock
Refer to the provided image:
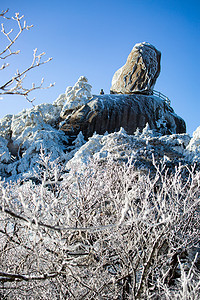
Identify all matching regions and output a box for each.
[0,74,199,180]
[110,42,161,95]
[60,93,186,138]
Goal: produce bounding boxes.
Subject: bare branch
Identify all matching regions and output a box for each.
[0,270,61,283]
[0,153,199,298]
[0,9,9,18]
[0,11,53,103]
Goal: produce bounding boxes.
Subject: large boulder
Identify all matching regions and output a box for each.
[110,42,161,95]
[59,94,186,139]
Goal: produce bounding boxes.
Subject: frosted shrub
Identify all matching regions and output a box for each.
[0,154,199,299]
[60,76,92,118]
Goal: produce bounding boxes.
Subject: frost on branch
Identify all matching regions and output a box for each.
[0,155,199,299]
[66,127,192,172]
[0,10,53,102]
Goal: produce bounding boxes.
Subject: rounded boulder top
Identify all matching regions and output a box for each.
[110,42,161,95]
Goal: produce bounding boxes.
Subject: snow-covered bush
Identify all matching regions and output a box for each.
[0,136,11,163]
[0,153,199,299]
[0,102,69,179]
[187,126,200,162]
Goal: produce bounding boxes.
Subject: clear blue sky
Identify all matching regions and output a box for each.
[1,0,200,135]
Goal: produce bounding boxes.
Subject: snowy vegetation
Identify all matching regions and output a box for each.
[0,73,200,299]
[0,78,200,300]
[0,154,199,299]
[60,76,92,117]
[0,9,199,300]
[187,126,200,162]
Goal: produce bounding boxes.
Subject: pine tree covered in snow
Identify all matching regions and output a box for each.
[60,76,92,117]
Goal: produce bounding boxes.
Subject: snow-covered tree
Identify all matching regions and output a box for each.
[60,76,92,117]
[0,153,199,299]
[187,125,200,162]
[71,131,86,149]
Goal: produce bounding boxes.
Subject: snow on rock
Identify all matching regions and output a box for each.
[60,76,92,118]
[0,78,93,179]
[0,73,199,180]
[110,42,161,95]
[60,93,186,138]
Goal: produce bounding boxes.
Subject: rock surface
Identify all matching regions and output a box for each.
[60,94,186,139]
[110,42,161,95]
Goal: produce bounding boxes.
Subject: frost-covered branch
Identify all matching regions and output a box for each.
[0,155,199,298]
[0,270,61,283]
[0,9,54,103]
[0,204,116,232]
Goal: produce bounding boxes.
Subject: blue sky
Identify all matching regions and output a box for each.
[0,0,200,135]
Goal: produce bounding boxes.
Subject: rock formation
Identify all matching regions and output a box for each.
[60,94,186,139]
[0,38,194,180]
[0,80,199,181]
[110,42,161,95]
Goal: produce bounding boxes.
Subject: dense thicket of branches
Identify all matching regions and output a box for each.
[0,153,199,299]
